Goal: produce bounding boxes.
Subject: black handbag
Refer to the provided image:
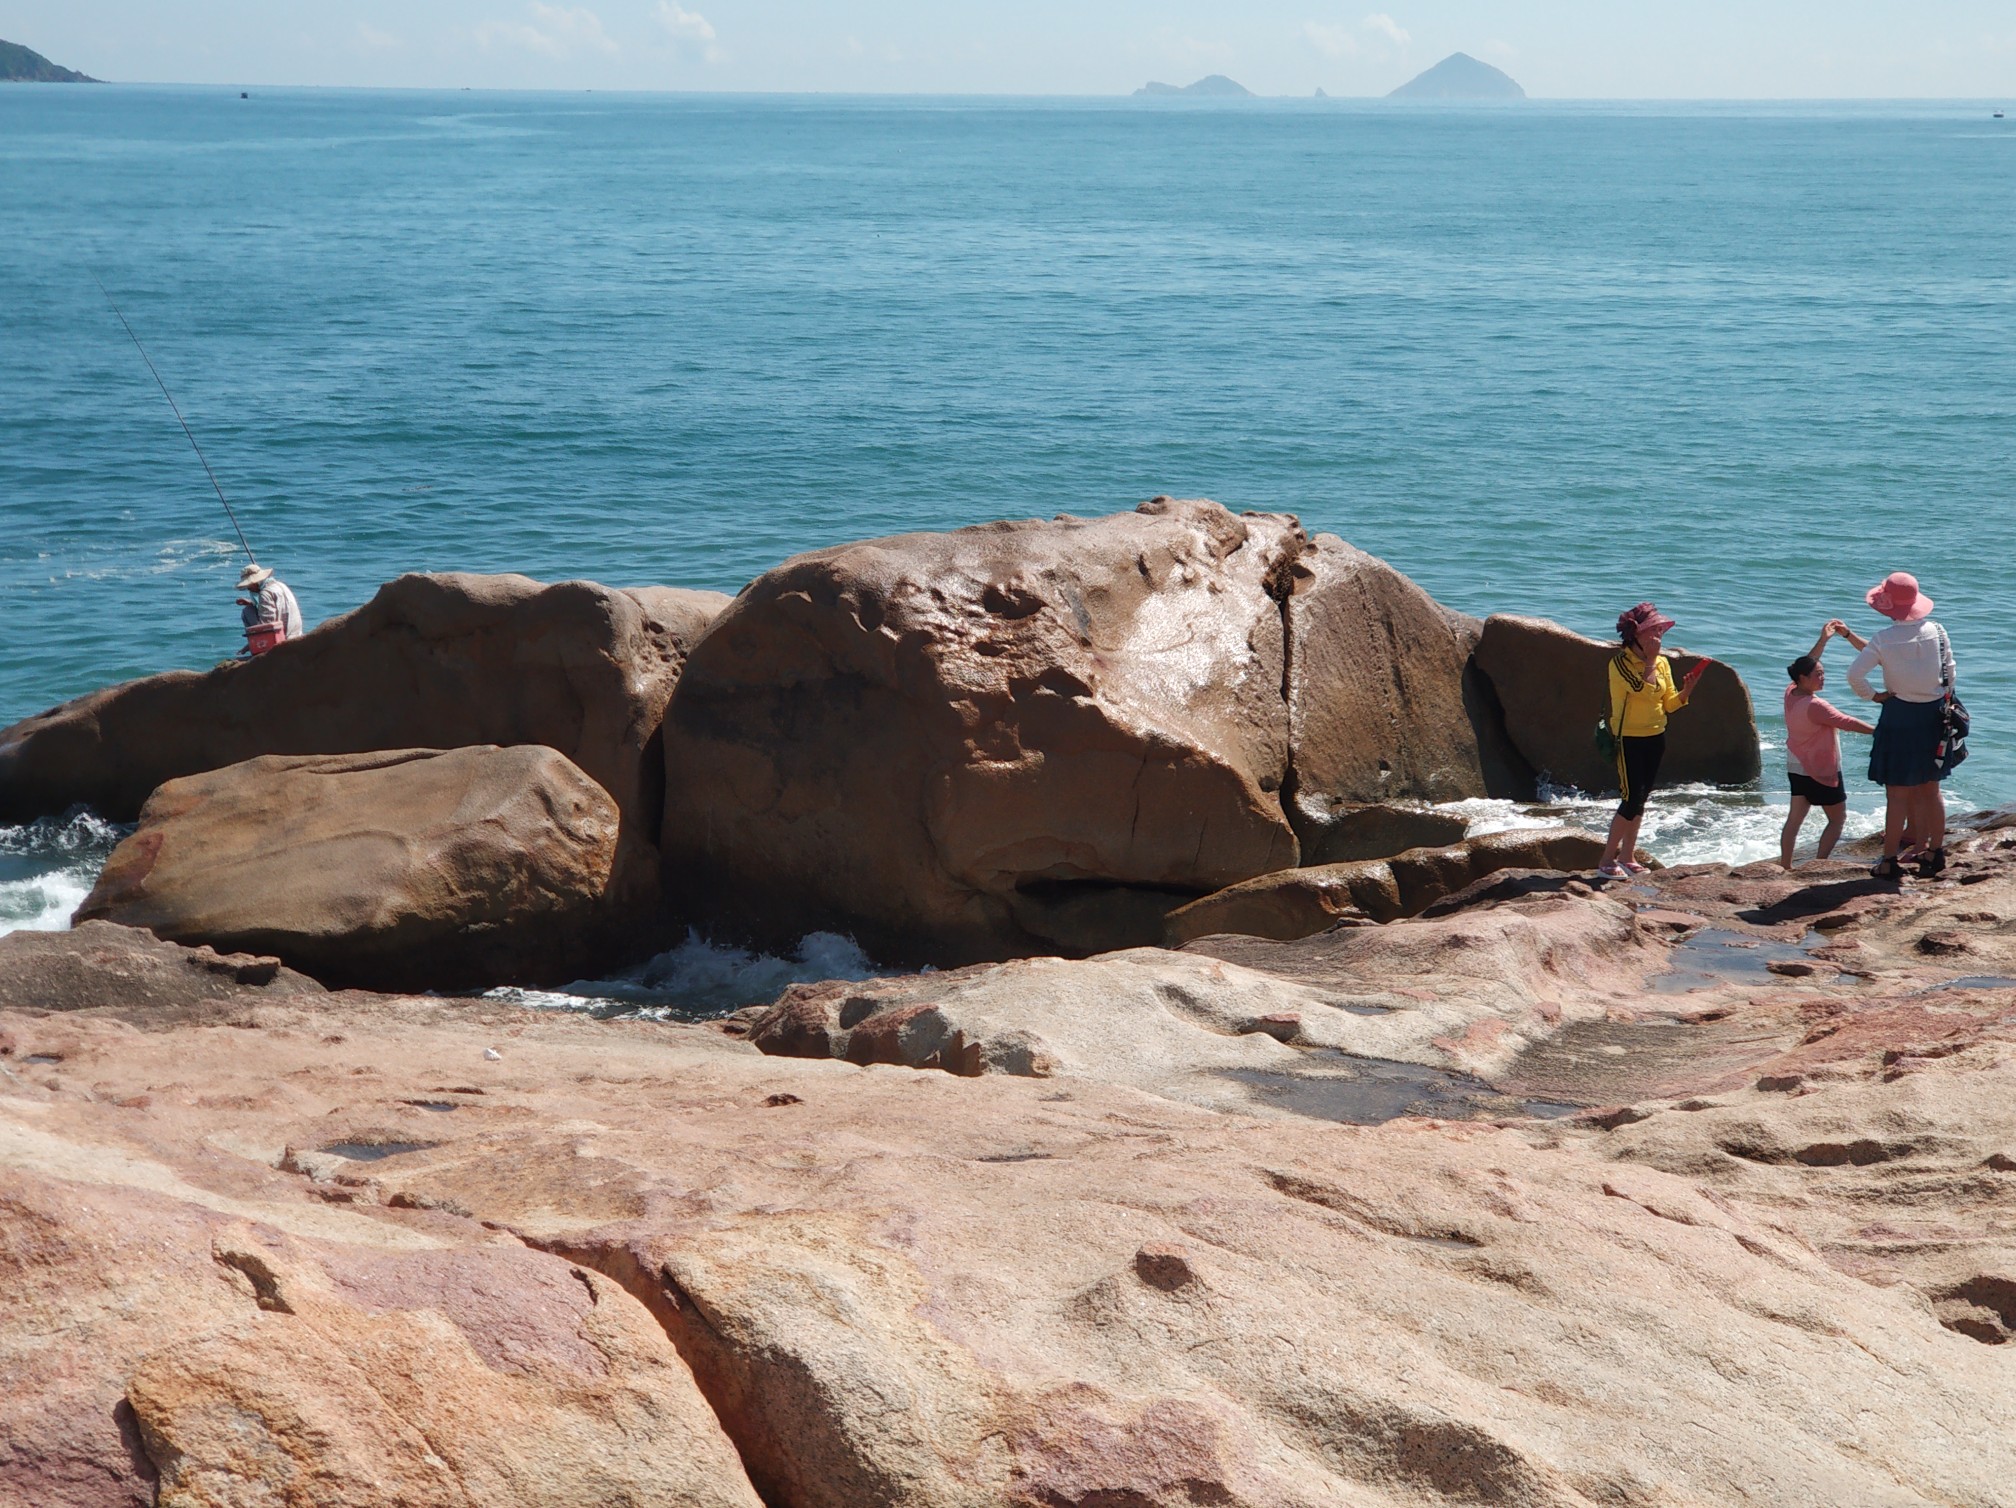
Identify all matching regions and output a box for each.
[1935,626,1969,775]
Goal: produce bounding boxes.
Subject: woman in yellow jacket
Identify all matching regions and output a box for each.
[1597,601,1708,879]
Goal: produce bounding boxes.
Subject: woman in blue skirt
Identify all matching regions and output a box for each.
[1847,571,1958,879]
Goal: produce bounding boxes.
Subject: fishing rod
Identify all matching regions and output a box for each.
[92,274,258,566]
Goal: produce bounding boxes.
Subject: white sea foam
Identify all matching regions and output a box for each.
[0,811,128,937]
[1445,784,1888,868]
[487,929,884,1020]
[0,867,98,934]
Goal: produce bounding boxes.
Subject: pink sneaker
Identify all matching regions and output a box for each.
[1595,861,1629,881]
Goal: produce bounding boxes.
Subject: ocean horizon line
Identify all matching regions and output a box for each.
[10,81,2011,106]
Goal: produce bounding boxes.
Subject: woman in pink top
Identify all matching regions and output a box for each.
[1779,620,1875,869]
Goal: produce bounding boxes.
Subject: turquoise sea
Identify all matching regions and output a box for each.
[4,87,2014,950]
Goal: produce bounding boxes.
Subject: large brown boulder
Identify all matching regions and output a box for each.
[1472,613,1760,794]
[1163,825,1612,943]
[660,498,1307,964]
[1282,535,1532,832]
[0,575,731,859]
[75,746,630,991]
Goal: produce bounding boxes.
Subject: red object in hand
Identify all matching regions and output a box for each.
[1682,659,1710,688]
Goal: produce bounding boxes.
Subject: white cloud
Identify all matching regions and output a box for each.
[655,2,722,63]
[1363,12,1410,48]
[1303,22,1360,59]
[656,3,714,44]
[1304,11,1411,62]
[475,4,616,59]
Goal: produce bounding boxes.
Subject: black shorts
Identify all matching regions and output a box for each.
[1788,772,1846,807]
[1615,733,1666,821]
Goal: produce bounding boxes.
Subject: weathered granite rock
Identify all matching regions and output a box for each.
[750,882,1669,1099]
[1282,535,1531,827]
[1471,612,1760,793]
[660,499,1306,963]
[1163,826,1612,942]
[0,919,323,1019]
[1,1108,762,1507]
[0,574,730,857]
[1288,800,1468,866]
[75,747,629,991]
[10,873,2016,1508]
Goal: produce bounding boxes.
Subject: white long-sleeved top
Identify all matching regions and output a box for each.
[1847,619,1954,704]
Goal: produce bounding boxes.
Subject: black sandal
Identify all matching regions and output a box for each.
[1917,848,1947,879]
[1871,856,1907,881]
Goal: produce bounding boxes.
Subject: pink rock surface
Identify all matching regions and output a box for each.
[11,837,2016,1506]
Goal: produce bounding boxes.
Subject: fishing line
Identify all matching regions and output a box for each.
[91,274,257,565]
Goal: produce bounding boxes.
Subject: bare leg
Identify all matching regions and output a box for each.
[1615,813,1645,867]
[1882,785,1909,861]
[1601,814,1624,867]
[1780,796,1812,870]
[1916,783,1946,855]
[1817,804,1847,859]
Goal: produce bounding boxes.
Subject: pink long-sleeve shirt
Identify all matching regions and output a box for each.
[1784,687,1870,783]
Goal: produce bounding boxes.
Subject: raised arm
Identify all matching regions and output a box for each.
[1826,618,1868,653]
[1846,638,1882,701]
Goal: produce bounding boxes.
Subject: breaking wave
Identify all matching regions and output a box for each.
[0,810,129,937]
[486,929,886,1021]
[1445,784,1890,868]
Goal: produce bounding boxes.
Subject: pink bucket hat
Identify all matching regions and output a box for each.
[1617,601,1676,643]
[1866,571,1932,622]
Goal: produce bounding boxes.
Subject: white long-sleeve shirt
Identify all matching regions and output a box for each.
[1847,619,1954,704]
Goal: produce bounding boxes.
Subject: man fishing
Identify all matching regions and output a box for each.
[91,277,305,658]
[236,563,302,652]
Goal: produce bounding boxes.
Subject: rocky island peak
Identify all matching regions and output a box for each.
[1135,74,1253,98]
[1389,51,1524,100]
[0,39,96,82]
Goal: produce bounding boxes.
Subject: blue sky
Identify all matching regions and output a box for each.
[6,1,2015,95]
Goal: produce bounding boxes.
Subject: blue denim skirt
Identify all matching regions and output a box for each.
[1867,695,1945,786]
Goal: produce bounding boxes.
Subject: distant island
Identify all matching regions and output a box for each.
[1388,52,1523,100]
[1,39,96,82]
[1135,75,1252,98]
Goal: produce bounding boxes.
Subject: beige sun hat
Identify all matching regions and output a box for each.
[236,563,274,589]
